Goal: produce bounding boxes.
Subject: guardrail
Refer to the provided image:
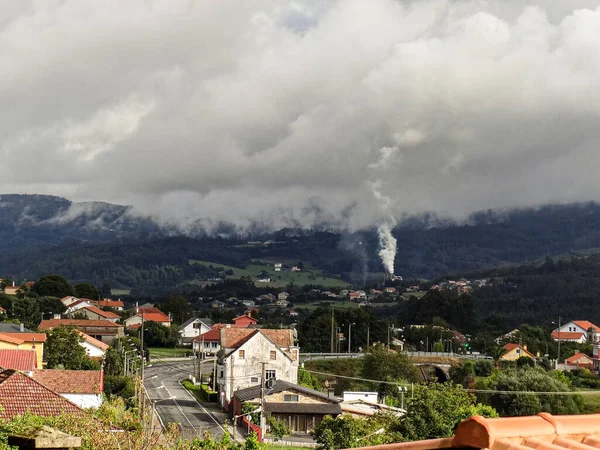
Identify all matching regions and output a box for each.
[299,351,493,360]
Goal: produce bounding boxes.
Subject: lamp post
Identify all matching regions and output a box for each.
[398,386,408,410]
[348,323,355,354]
[557,316,561,368]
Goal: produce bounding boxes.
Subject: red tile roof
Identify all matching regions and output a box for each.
[351,413,600,450]
[2,332,47,344]
[551,331,586,340]
[32,370,103,394]
[233,313,258,324]
[0,349,37,371]
[97,299,124,308]
[38,319,122,330]
[140,313,171,323]
[220,328,294,349]
[0,369,84,419]
[565,352,593,364]
[573,320,600,332]
[82,305,120,319]
[77,331,109,351]
[194,329,220,342]
[0,333,25,345]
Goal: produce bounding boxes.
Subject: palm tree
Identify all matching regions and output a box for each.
[490,346,508,369]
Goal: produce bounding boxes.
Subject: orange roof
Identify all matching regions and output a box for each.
[38,319,122,330]
[97,299,124,308]
[503,343,535,359]
[32,369,103,394]
[2,332,47,344]
[220,328,294,349]
[194,329,220,342]
[573,320,600,332]
[233,313,258,324]
[351,413,600,450]
[77,331,109,351]
[140,312,170,323]
[0,333,25,345]
[83,305,120,319]
[565,352,593,364]
[551,331,586,340]
[0,369,84,419]
[0,349,37,371]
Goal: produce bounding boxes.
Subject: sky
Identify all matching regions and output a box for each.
[2,0,600,232]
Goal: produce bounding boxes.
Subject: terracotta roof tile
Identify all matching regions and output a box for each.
[194,329,220,342]
[77,331,109,351]
[97,299,124,308]
[0,333,25,345]
[551,331,586,340]
[350,413,600,450]
[565,352,593,364]
[82,305,120,319]
[572,320,600,332]
[32,369,103,394]
[0,369,84,419]
[2,332,47,343]
[220,328,294,349]
[139,312,171,323]
[503,343,536,359]
[0,349,37,371]
[38,319,122,330]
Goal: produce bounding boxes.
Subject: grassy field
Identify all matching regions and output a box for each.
[264,445,309,450]
[111,288,131,296]
[148,347,192,358]
[293,300,357,311]
[189,259,350,288]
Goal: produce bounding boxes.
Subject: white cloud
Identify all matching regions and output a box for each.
[2,0,600,231]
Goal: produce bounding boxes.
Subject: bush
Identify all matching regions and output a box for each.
[104,376,136,408]
[474,360,493,377]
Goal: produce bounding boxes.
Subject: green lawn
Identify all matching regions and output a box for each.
[111,288,131,296]
[265,445,310,450]
[294,300,357,311]
[148,347,192,358]
[189,259,350,288]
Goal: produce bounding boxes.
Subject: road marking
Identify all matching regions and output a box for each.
[178,379,226,434]
[160,383,199,436]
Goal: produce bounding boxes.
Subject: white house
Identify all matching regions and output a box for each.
[61,296,81,308]
[65,299,94,314]
[552,320,600,343]
[342,391,378,403]
[278,292,289,301]
[193,329,220,355]
[125,307,172,328]
[179,317,213,346]
[32,369,104,409]
[216,328,299,405]
[77,331,109,359]
[274,263,282,272]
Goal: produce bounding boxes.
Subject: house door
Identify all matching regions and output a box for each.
[298,415,306,433]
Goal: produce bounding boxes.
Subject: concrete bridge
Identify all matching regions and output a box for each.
[415,363,451,382]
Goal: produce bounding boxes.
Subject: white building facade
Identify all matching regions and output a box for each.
[217,329,299,405]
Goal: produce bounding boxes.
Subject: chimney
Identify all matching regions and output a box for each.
[327,388,335,399]
[19,323,24,332]
[523,344,528,351]
[135,301,139,314]
[12,281,15,287]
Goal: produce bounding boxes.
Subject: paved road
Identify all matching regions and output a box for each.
[144,360,227,441]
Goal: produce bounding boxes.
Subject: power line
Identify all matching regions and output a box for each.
[302,368,600,396]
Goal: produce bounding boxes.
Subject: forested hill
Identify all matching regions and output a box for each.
[472,255,600,328]
[3,194,600,286]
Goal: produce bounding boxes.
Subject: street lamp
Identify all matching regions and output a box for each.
[552,317,562,368]
[398,386,408,410]
[232,407,261,439]
[348,323,355,354]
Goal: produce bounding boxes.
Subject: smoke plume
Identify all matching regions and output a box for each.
[377,223,397,275]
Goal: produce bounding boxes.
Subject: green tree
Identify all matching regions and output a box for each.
[45,325,99,370]
[490,346,508,369]
[143,321,179,348]
[298,369,322,391]
[433,340,444,352]
[74,283,103,300]
[268,414,290,446]
[32,275,76,298]
[13,297,41,330]
[311,413,399,450]
[398,383,498,440]
[479,368,582,416]
[158,295,192,325]
[362,343,420,383]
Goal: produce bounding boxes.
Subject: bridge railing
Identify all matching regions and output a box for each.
[300,351,493,360]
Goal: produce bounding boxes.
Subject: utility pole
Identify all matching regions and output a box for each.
[140,308,145,420]
[557,316,562,368]
[348,323,353,354]
[387,322,390,350]
[330,307,335,353]
[260,362,267,437]
[366,326,370,350]
[198,336,204,383]
[212,356,217,391]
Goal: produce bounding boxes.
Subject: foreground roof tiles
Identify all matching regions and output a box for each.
[2,332,47,343]
[0,369,84,419]
[32,370,103,395]
[0,349,37,371]
[572,320,600,332]
[351,413,600,450]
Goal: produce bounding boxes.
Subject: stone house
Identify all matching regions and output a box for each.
[216,328,298,406]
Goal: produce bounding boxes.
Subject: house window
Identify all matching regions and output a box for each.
[193,322,201,329]
[251,377,259,383]
[239,350,245,359]
[270,350,277,360]
[220,371,224,378]
[283,394,299,402]
[265,369,276,380]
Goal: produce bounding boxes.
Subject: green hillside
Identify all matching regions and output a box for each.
[189,259,349,288]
